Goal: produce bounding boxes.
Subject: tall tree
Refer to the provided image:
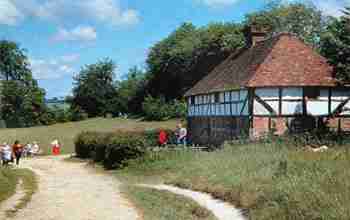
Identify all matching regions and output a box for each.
[146,22,244,100]
[72,59,119,117]
[321,7,350,82]
[245,1,328,48]
[116,66,146,114]
[0,40,32,81]
[0,41,47,127]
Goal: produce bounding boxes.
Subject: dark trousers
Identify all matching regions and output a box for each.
[15,152,22,165]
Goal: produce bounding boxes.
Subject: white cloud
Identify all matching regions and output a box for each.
[0,0,23,25]
[281,0,347,17]
[314,0,346,17]
[1,0,140,27]
[51,26,97,42]
[196,0,240,8]
[30,54,80,79]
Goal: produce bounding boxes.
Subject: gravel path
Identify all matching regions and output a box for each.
[140,184,245,220]
[7,156,140,220]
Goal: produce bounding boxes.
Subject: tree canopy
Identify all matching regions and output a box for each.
[0,40,46,127]
[71,59,119,117]
[321,7,350,83]
[245,1,328,48]
[145,22,244,100]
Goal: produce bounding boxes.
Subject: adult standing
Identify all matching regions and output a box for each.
[1,143,12,166]
[12,140,23,166]
[176,123,187,146]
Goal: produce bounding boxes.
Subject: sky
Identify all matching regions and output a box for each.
[0,0,348,98]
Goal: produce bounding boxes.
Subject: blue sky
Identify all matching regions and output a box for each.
[0,0,348,98]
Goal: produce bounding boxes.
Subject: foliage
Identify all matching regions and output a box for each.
[116,66,146,114]
[71,59,119,117]
[1,75,47,128]
[321,7,350,82]
[0,40,32,81]
[103,132,146,169]
[142,96,187,121]
[245,1,328,48]
[75,131,147,169]
[0,41,47,128]
[145,22,244,100]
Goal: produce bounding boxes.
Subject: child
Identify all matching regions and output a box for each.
[158,129,168,146]
[51,139,61,155]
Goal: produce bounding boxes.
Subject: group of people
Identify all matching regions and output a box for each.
[158,123,188,146]
[0,141,40,166]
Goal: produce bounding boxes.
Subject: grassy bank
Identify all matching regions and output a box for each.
[126,186,217,220]
[0,118,178,155]
[0,168,37,217]
[0,168,18,203]
[5,169,38,217]
[115,143,350,220]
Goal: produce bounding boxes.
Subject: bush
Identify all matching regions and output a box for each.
[103,132,146,169]
[142,96,187,121]
[74,132,100,159]
[71,106,89,122]
[75,131,148,169]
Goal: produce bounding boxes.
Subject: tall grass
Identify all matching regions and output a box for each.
[116,143,350,219]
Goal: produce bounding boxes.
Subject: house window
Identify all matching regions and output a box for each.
[304,87,320,99]
[214,93,220,103]
[189,96,195,105]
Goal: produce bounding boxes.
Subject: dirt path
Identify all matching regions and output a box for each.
[7,156,139,220]
[140,184,245,220]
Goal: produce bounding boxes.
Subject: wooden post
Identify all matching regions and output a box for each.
[328,88,332,115]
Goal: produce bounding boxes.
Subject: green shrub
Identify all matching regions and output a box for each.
[75,131,148,169]
[103,132,146,169]
[142,96,187,121]
[71,106,89,122]
[74,132,100,158]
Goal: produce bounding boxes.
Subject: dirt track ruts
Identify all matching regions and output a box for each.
[4,156,139,220]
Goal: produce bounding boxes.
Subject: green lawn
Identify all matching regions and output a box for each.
[0,118,178,155]
[115,143,350,220]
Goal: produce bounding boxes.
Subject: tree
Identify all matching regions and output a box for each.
[116,66,146,114]
[320,7,350,82]
[0,41,47,127]
[0,40,32,81]
[71,59,119,117]
[245,1,329,48]
[145,22,244,100]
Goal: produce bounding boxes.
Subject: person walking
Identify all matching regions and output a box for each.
[12,140,23,166]
[1,143,12,166]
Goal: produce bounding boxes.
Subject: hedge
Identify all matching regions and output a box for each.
[74,129,175,169]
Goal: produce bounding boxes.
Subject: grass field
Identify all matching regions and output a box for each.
[0,118,178,155]
[115,142,350,220]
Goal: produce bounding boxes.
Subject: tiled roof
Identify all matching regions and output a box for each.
[185,33,336,96]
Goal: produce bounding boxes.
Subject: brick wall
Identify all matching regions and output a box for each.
[252,117,288,138]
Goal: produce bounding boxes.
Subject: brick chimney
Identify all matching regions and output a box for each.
[244,24,269,47]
